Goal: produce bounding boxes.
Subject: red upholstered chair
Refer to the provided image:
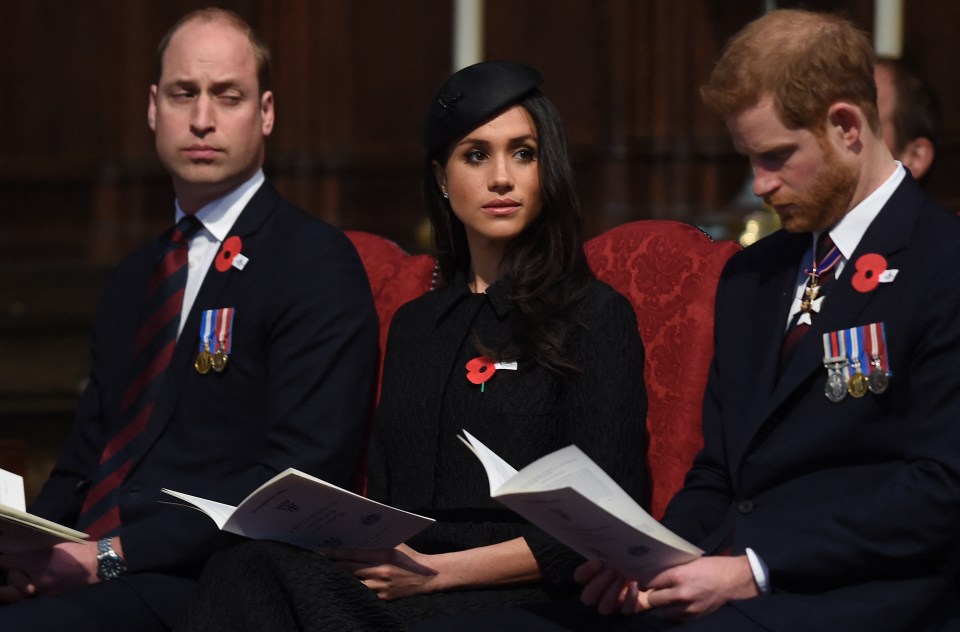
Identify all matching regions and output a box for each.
[585,221,741,519]
[345,231,436,401]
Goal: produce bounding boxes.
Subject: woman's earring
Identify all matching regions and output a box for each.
[442,191,449,199]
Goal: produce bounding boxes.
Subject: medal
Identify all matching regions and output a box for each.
[824,359,848,403]
[845,328,868,398]
[798,242,841,326]
[197,307,235,375]
[824,322,892,400]
[211,342,228,372]
[848,370,869,398]
[822,329,848,403]
[868,357,889,394]
[195,340,212,375]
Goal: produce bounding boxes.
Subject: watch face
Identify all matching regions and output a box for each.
[97,539,127,580]
[98,555,125,580]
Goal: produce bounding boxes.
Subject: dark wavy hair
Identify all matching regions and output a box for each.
[423,90,593,374]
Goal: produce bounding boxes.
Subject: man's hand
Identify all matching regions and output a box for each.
[0,541,100,603]
[328,544,440,601]
[576,556,759,621]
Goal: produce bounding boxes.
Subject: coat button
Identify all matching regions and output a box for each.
[737,499,754,514]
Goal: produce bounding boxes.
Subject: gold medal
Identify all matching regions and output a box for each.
[848,371,868,398]
[195,338,213,374]
[195,349,212,374]
[847,357,868,398]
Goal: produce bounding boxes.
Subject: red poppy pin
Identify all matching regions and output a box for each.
[466,356,497,392]
[465,356,519,392]
[215,236,246,272]
[850,253,887,293]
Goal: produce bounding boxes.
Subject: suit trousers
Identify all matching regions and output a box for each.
[0,573,195,631]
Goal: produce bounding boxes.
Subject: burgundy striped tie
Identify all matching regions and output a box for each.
[77,215,202,538]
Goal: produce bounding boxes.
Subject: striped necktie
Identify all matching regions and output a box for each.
[77,215,203,538]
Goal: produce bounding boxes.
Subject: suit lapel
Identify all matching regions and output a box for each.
[132,183,280,468]
[725,232,807,466]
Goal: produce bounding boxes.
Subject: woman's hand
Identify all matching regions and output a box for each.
[328,537,541,601]
[328,544,440,601]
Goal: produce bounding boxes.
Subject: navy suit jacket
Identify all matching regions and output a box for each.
[662,174,960,630]
[30,182,379,625]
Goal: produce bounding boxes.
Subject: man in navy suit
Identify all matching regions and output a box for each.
[569,9,960,631]
[414,9,960,632]
[0,8,378,631]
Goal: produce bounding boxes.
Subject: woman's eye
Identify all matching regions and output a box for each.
[515,148,537,162]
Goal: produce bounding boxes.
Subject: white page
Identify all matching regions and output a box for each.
[223,469,433,550]
[498,445,698,552]
[163,468,434,551]
[460,429,519,493]
[160,489,237,530]
[496,486,700,582]
[0,468,25,512]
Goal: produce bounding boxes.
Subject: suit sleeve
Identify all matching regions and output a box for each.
[30,261,144,526]
[659,354,735,544]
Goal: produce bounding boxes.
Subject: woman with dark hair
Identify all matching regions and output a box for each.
[177,61,648,632]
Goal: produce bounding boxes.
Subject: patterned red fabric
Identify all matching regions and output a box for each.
[347,223,740,520]
[345,231,436,401]
[586,221,740,519]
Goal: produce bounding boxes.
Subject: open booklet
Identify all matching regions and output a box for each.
[162,468,434,551]
[0,468,87,552]
[460,430,702,583]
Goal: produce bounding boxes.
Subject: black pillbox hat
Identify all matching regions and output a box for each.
[422,60,544,153]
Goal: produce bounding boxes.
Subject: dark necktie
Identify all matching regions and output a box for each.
[77,215,203,538]
[780,233,838,366]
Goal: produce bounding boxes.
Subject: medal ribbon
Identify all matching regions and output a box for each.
[865,322,891,376]
[199,309,215,352]
[806,244,842,277]
[845,326,863,373]
[213,308,235,354]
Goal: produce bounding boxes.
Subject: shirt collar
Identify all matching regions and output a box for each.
[432,270,511,323]
[817,161,904,260]
[174,170,265,241]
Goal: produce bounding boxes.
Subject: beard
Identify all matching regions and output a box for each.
[768,138,858,233]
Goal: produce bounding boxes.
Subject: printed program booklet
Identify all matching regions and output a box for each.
[0,468,87,552]
[460,430,702,582]
[162,468,434,551]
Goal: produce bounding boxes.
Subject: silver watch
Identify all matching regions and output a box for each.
[96,537,127,580]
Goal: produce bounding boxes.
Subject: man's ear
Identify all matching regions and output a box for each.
[900,137,935,181]
[148,85,158,131]
[260,90,275,137]
[826,102,864,148]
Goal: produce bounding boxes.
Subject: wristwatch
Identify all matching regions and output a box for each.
[96,537,127,581]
